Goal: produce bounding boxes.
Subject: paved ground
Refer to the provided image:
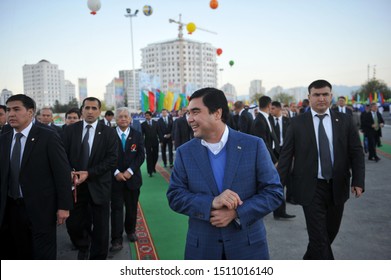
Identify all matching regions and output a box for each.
[57,124,391,260]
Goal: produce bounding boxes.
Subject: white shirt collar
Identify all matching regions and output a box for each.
[116,126,130,138]
[310,108,331,118]
[201,125,229,155]
[14,121,33,139]
[83,120,98,130]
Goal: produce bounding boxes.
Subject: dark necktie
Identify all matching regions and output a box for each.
[9,132,23,199]
[275,117,281,141]
[317,114,332,180]
[80,125,92,170]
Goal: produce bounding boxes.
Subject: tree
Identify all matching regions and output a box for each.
[273,93,295,105]
[250,93,264,104]
[354,78,391,102]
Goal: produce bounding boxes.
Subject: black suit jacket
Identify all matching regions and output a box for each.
[237,110,253,134]
[361,111,384,137]
[251,113,279,163]
[269,115,290,147]
[0,124,73,228]
[277,111,365,206]
[113,127,145,190]
[62,121,118,205]
[157,116,174,142]
[332,106,353,116]
[173,116,193,149]
[141,120,159,147]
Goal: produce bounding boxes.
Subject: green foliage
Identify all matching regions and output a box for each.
[354,78,391,102]
[273,92,295,105]
[52,98,80,113]
[250,92,264,104]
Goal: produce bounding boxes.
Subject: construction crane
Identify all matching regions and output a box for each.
[168,14,217,93]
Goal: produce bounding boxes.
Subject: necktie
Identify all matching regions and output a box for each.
[164,117,168,125]
[275,117,281,141]
[9,133,23,199]
[373,112,379,131]
[121,133,126,151]
[317,114,332,180]
[80,125,92,170]
[149,120,152,126]
[107,121,111,127]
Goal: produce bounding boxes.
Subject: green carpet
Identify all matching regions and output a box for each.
[360,134,391,155]
[130,163,188,260]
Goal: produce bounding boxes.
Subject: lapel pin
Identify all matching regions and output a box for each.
[31,138,35,141]
[336,119,339,122]
[237,146,241,150]
[98,132,101,135]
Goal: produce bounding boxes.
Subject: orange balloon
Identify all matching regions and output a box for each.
[210,0,218,9]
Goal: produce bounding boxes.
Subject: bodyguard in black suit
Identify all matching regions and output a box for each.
[278,80,365,259]
[173,114,193,149]
[110,108,145,251]
[233,101,253,134]
[251,96,279,164]
[361,103,384,161]
[63,97,118,260]
[141,111,159,176]
[157,109,174,167]
[332,96,353,116]
[0,95,73,259]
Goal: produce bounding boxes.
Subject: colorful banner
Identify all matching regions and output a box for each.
[114,78,124,108]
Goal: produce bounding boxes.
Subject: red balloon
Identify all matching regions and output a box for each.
[210,0,219,9]
[216,48,223,56]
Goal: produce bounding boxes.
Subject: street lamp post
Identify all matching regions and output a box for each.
[125,8,138,111]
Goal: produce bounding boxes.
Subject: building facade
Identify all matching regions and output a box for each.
[141,38,217,94]
[64,80,76,104]
[119,69,141,111]
[23,59,66,109]
[0,89,13,105]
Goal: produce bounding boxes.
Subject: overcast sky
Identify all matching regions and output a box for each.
[1,0,390,100]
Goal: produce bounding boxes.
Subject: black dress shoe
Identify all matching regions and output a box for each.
[149,173,153,177]
[274,213,296,220]
[77,248,89,260]
[368,157,375,161]
[110,243,123,252]
[127,233,138,242]
[170,164,174,168]
[375,157,381,162]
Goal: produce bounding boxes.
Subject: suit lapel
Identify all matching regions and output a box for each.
[222,130,242,191]
[304,112,317,151]
[2,131,13,176]
[89,122,103,161]
[190,140,220,196]
[20,125,39,170]
[330,111,342,160]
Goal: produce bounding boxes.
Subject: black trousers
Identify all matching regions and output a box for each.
[367,131,378,159]
[111,184,140,243]
[0,197,56,260]
[66,184,110,260]
[302,180,344,260]
[145,144,159,174]
[161,138,173,165]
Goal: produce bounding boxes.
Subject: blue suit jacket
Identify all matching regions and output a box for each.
[167,128,283,260]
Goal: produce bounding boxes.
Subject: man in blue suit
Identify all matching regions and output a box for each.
[167,88,283,260]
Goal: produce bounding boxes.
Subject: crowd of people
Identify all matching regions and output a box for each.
[0,79,385,260]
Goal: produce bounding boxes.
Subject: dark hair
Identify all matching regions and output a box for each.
[271,101,281,108]
[190,87,229,123]
[65,108,81,119]
[258,96,272,109]
[6,94,36,112]
[308,79,332,93]
[0,104,6,112]
[105,110,114,117]
[302,99,309,106]
[145,111,152,116]
[338,96,346,101]
[233,101,244,109]
[82,97,101,109]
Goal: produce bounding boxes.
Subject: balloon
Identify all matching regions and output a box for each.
[210,0,219,9]
[229,60,234,67]
[87,0,101,15]
[186,22,196,34]
[216,48,223,56]
[143,5,153,16]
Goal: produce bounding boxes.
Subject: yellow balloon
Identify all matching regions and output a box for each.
[186,22,196,34]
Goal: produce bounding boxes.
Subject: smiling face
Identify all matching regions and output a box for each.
[6,100,34,132]
[308,86,333,114]
[116,110,131,130]
[187,97,223,143]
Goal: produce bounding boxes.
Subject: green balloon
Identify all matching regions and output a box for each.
[229,60,234,66]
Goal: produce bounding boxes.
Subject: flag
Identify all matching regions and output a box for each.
[369,92,373,103]
[164,91,174,111]
[379,91,385,104]
[180,93,188,108]
[148,91,155,112]
[156,89,165,112]
[173,95,182,111]
[351,94,355,104]
[357,94,360,103]
[141,90,149,112]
